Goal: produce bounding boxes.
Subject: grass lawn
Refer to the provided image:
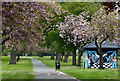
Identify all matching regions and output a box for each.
[59,68,118,79]
[2,56,34,79]
[33,56,119,80]
[33,56,80,69]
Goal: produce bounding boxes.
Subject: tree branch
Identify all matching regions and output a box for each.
[94,36,99,48]
[100,33,109,48]
[1,37,10,45]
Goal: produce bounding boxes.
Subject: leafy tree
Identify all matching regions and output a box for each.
[58,13,93,65]
[59,2,101,21]
[44,30,65,61]
[57,2,102,65]
[2,48,10,56]
[90,8,119,69]
[2,2,66,64]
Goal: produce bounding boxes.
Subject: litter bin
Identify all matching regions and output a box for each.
[55,61,60,69]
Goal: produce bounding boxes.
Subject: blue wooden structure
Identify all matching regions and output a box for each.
[82,41,120,68]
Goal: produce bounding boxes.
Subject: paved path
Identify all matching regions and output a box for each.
[26,57,80,81]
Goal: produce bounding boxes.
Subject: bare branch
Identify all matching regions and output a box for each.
[100,33,109,48]
[94,36,99,48]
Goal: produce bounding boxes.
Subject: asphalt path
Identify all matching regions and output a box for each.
[26,57,80,81]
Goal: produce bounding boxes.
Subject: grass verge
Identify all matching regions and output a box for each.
[2,56,34,79]
[33,56,80,69]
[33,56,119,79]
[58,68,118,79]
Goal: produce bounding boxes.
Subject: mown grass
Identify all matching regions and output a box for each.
[33,56,80,69]
[33,56,119,79]
[59,68,118,79]
[2,56,34,79]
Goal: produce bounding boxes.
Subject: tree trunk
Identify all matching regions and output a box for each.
[9,52,17,64]
[56,53,61,61]
[72,49,76,65]
[39,53,43,58]
[77,51,83,67]
[96,47,104,69]
[29,53,32,56]
[50,53,55,59]
[61,51,65,62]
[63,52,69,62]
[94,33,109,69]
[98,48,104,69]
[17,53,22,62]
[17,55,20,62]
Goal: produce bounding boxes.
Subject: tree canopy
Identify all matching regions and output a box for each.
[1,2,119,66]
[2,2,66,53]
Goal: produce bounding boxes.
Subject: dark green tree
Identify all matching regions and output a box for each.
[59,2,101,21]
[44,30,66,61]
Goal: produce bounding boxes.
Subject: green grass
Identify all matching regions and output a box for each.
[33,56,80,69]
[59,69,118,79]
[2,56,34,79]
[32,56,119,79]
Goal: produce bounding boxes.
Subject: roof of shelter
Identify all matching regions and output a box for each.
[83,41,120,49]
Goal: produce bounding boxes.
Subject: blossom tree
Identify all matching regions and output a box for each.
[2,2,65,64]
[58,13,93,65]
[90,8,119,69]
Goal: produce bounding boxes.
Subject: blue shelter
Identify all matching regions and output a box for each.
[82,41,120,68]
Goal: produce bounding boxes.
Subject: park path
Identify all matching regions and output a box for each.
[25,57,80,81]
